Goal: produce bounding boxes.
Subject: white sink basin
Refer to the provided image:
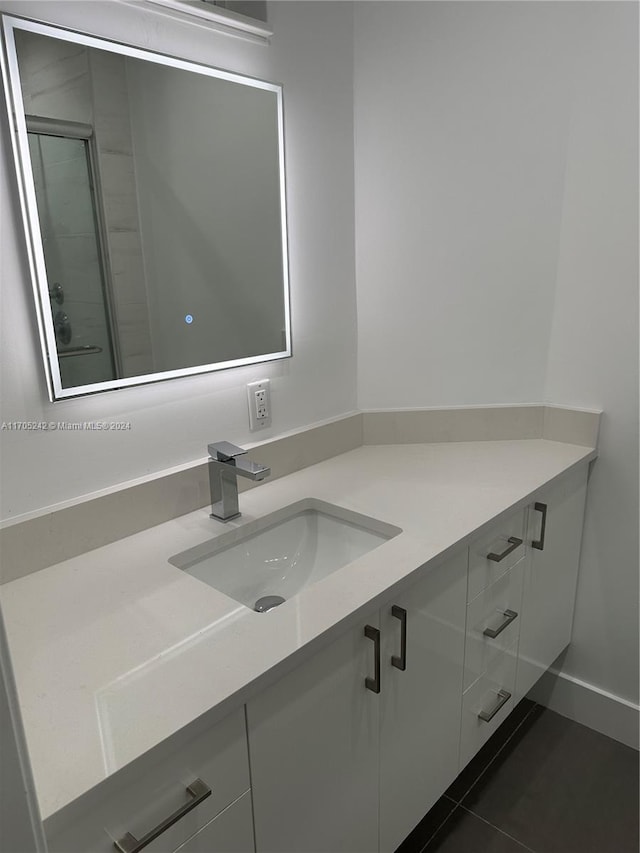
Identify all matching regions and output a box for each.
[169,498,402,612]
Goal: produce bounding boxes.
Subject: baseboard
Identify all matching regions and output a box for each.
[529,667,639,750]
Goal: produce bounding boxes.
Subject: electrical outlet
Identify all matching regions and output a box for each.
[247,379,272,431]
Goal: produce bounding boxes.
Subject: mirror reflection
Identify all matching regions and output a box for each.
[5,22,290,398]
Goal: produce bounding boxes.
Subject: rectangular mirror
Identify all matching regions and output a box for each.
[1,16,291,400]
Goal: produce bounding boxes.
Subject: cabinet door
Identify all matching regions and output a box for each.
[175,792,254,853]
[246,617,380,853]
[378,551,467,853]
[515,465,588,701]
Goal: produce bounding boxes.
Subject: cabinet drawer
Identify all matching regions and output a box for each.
[175,792,254,853]
[459,642,517,770]
[463,562,524,691]
[46,707,250,853]
[468,509,526,602]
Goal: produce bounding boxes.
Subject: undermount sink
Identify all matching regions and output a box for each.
[169,498,402,612]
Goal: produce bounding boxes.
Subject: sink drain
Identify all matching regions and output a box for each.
[254,595,286,613]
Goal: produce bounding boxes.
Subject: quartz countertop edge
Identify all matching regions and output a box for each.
[0,439,597,820]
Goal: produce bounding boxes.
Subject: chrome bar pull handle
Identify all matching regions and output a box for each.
[477,689,511,723]
[483,609,518,639]
[364,625,381,694]
[532,502,548,551]
[487,536,523,562]
[391,605,407,671]
[113,779,212,853]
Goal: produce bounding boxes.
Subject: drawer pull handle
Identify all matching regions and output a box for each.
[364,625,381,694]
[113,778,212,853]
[478,689,511,723]
[483,609,518,639]
[487,537,523,562]
[391,605,407,671]
[532,502,547,551]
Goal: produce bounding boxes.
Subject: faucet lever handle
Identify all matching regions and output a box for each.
[208,441,247,463]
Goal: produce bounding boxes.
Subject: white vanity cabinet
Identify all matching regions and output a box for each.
[515,464,589,701]
[246,616,381,853]
[459,508,527,770]
[378,549,467,852]
[458,464,589,769]
[44,707,254,853]
[1,437,597,853]
[246,550,468,853]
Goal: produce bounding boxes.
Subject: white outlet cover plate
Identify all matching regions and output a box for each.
[247,379,272,431]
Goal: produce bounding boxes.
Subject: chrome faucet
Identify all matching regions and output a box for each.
[208,441,270,521]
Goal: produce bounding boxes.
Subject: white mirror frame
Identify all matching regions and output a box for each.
[0,14,291,401]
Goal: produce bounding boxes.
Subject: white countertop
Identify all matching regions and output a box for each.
[0,439,595,820]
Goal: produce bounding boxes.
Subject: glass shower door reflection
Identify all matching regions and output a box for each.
[27,129,118,388]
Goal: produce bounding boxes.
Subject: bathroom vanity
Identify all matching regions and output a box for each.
[0,438,594,853]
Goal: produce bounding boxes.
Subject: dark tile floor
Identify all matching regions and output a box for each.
[396,700,639,853]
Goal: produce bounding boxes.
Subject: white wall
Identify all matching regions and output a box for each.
[0,0,357,520]
[354,1,575,408]
[354,1,638,713]
[542,3,638,709]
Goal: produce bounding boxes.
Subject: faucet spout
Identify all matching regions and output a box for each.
[208,441,270,521]
[231,455,271,481]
